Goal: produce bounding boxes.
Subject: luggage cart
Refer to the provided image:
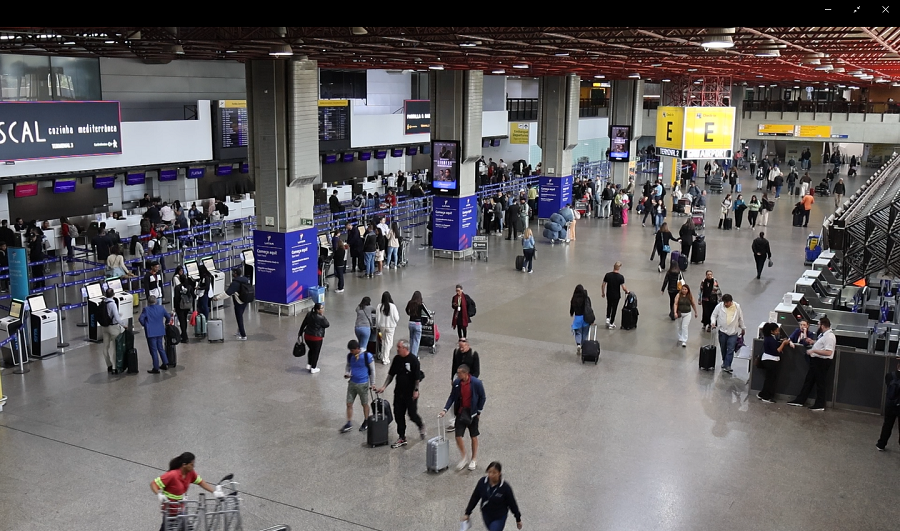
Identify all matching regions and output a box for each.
[398,236,412,267]
[692,208,706,229]
[162,475,243,531]
[420,307,439,354]
[319,256,333,291]
[574,200,590,219]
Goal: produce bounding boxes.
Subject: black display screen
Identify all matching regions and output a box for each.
[0,101,122,161]
[318,100,349,141]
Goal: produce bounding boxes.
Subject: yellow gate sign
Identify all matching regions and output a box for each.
[682,107,734,159]
[656,106,685,157]
[509,122,530,144]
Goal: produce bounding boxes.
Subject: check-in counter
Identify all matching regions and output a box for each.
[104,215,144,240]
[327,185,354,203]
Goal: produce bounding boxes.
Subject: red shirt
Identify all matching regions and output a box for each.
[460,377,472,411]
[155,469,202,501]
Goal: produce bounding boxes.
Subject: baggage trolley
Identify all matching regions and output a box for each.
[692,207,706,229]
[162,474,242,531]
[398,236,412,267]
[319,256,333,291]
[574,200,590,219]
[471,235,488,262]
[420,307,439,354]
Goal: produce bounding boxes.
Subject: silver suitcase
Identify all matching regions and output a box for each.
[207,304,224,343]
[426,416,450,472]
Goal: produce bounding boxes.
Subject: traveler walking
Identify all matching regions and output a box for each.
[747,195,761,228]
[376,340,425,448]
[653,222,679,272]
[462,462,523,531]
[298,302,329,373]
[98,288,125,373]
[788,315,836,411]
[522,228,535,273]
[673,285,698,347]
[340,339,375,433]
[661,261,682,321]
[375,291,400,365]
[833,178,846,208]
[733,194,746,230]
[354,297,376,351]
[876,356,900,450]
[699,270,721,332]
[215,268,252,340]
[439,364,487,471]
[445,338,481,433]
[752,232,772,280]
[679,219,698,260]
[138,295,171,374]
[710,294,746,373]
[570,284,595,354]
[151,452,224,531]
[800,191,815,227]
[452,284,476,339]
[601,262,629,329]
[405,290,426,356]
[799,172,812,197]
[756,322,789,403]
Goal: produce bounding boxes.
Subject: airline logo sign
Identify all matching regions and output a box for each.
[655,106,684,152]
[683,107,734,155]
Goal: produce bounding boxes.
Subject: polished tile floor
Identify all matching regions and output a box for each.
[1,163,896,531]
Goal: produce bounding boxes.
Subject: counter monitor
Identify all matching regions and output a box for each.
[185,260,200,279]
[86,283,104,299]
[8,299,24,320]
[107,278,123,293]
[27,296,46,312]
[202,257,216,272]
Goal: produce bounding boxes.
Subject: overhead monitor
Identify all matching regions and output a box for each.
[106,277,123,293]
[185,260,200,279]
[201,257,216,272]
[93,175,116,189]
[53,178,77,194]
[85,283,104,299]
[14,182,38,198]
[374,150,387,160]
[213,100,249,160]
[358,151,371,161]
[490,139,502,147]
[8,299,24,320]
[431,140,460,196]
[391,148,404,157]
[609,124,631,162]
[341,153,354,162]
[406,146,418,156]
[26,295,47,312]
[323,154,337,164]
[125,172,146,185]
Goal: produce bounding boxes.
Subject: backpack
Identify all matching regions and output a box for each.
[352,195,363,208]
[238,281,255,303]
[178,284,194,310]
[887,373,900,406]
[465,294,476,317]
[68,223,79,238]
[624,292,638,310]
[96,300,114,327]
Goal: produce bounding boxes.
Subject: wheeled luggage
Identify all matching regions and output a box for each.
[367,389,392,448]
[735,182,742,193]
[207,319,224,343]
[691,237,707,264]
[420,306,438,353]
[194,313,207,337]
[692,208,705,229]
[515,255,525,271]
[580,324,600,364]
[723,217,733,230]
[621,307,638,330]
[611,208,623,227]
[166,342,177,368]
[426,416,450,472]
[126,346,139,373]
[793,211,804,227]
[367,326,379,360]
[699,344,717,370]
[677,252,689,271]
[671,250,683,269]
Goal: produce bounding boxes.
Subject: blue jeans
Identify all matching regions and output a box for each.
[573,324,591,345]
[233,302,247,337]
[198,294,210,319]
[484,515,509,531]
[355,326,371,351]
[655,214,664,230]
[408,321,422,356]
[364,252,375,275]
[718,331,739,369]
[775,185,782,198]
[147,335,168,369]
[385,246,398,267]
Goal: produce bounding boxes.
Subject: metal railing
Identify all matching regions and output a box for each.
[742,99,900,116]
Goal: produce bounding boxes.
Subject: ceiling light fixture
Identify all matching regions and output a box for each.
[491,69,505,74]
[594,75,605,79]
[651,63,662,67]
[225,50,237,54]
[105,40,115,44]
[429,64,444,70]
[555,52,570,56]
[63,41,75,45]
[512,64,529,69]
[268,43,293,57]
[701,27,735,49]
[661,79,671,83]
[803,52,826,65]
[833,67,845,73]
[814,64,834,71]
[687,68,698,72]
[351,27,368,36]
[628,73,641,79]
[459,42,477,47]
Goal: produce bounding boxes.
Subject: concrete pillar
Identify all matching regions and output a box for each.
[247,59,319,306]
[732,86,745,162]
[609,80,644,186]
[537,74,580,218]
[429,70,482,251]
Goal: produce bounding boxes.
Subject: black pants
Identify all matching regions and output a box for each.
[31,265,45,289]
[794,357,833,407]
[394,394,423,439]
[754,254,766,279]
[176,308,190,342]
[747,211,758,227]
[606,296,620,324]
[701,300,717,326]
[878,404,900,448]
[523,248,535,272]
[681,242,692,261]
[642,208,653,224]
[305,338,323,368]
[667,290,678,319]
[759,359,780,400]
[506,224,518,240]
[802,209,810,227]
[350,253,361,272]
[658,250,669,270]
[735,209,745,228]
[335,265,345,290]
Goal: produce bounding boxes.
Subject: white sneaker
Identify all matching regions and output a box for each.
[606,317,611,324]
[306,364,311,370]
[468,459,478,471]
[456,458,469,471]
[310,367,320,374]
[681,341,687,347]
[608,324,617,330]
[382,358,390,365]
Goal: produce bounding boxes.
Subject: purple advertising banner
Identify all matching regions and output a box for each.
[158,169,177,182]
[188,167,205,179]
[253,228,318,305]
[432,195,477,252]
[538,175,573,219]
[126,172,145,185]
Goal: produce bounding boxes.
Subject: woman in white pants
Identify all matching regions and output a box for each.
[758,193,771,227]
[375,291,400,365]
[673,285,699,347]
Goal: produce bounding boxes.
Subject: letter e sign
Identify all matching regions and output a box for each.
[704,122,715,143]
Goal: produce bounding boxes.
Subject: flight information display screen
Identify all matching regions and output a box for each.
[220,101,248,149]
[318,100,349,141]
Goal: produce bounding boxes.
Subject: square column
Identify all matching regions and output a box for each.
[429,70,482,251]
[537,75,580,218]
[609,80,644,187]
[247,59,319,306]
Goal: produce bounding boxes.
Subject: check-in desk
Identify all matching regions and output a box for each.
[802,270,840,297]
[795,277,835,310]
[812,257,842,286]
[86,282,106,343]
[774,297,823,336]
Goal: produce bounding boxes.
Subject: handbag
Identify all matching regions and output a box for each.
[662,244,671,253]
[457,407,473,426]
[293,341,306,358]
[676,273,685,291]
[768,259,774,268]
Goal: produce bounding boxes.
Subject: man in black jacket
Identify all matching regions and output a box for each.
[446,338,481,432]
[329,190,343,220]
[833,178,846,208]
[505,201,521,240]
[876,356,900,451]
[751,232,772,280]
[0,220,14,247]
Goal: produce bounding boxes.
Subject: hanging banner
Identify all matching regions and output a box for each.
[509,122,530,144]
[655,106,685,154]
[253,228,318,305]
[404,100,430,135]
[0,101,122,161]
[8,247,28,301]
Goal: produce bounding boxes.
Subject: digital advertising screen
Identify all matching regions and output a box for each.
[431,140,460,196]
[609,125,631,162]
[125,172,146,185]
[53,178,77,194]
[93,175,116,189]
[14,182,38,198]
[158,169,177,182]
[0,101,122,161]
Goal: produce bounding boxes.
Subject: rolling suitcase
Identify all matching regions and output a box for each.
[580,324,600,364]
[678,252,689,271]
[723,217,733,230]
[426,416,450,472]
[691,238,707,264]
[621,307,639,330]
[612,208,623,227]
[166,342,177,368]
[699,344,717,371]
[515,255,525,271]
[126,347,139,374]
[194,313,207,337]
[735,182,742,193]
[367,389,392,448]
[207,306,224,343]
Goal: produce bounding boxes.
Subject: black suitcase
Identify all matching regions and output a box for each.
[792,212,803,227]
[699,344,717,370]
[367,326,380,361]
[367,390,392,448]
[621,307,639,330]
[166,343,177,368]
[580,324,600,364]
[691,239,706,263]
[612,208,623,227]
[723,217,733,230]
[678,252,689,271]
[515,255,525,271]
[126,347,139,373]
[794,186,800,196]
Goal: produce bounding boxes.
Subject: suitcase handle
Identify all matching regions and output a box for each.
[369,386,385,421]
[589,323,598,341]
[437,413,446,441]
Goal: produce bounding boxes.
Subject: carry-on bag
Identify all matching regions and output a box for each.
[699,344,717,370]
[691,238,707,264]
[207,305,224,343]
[580,323,600,364]
[515,255,525,271]
[426,416,450,472]
[723,217,733,230]
[367,389,392,448]
[678,252,689,271]
[194,313,207,337]
[621,307,639,330]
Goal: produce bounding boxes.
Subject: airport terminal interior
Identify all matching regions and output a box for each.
[1,26,900,531]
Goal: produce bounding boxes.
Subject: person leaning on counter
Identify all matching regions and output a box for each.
[789,320,816,353]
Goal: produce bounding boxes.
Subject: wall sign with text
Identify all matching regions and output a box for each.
[405,100,430,135]
[0,101,122,161]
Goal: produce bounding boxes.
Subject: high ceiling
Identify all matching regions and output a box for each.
[2,27,900,86]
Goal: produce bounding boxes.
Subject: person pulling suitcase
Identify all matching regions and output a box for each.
[376,340,425,448]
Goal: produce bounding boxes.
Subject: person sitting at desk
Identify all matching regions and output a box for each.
[13,218,26,232]
[789,320,817,353]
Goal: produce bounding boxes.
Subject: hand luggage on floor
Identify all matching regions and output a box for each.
[207,319,224,343]
[426,416,450,472]
[367,389,392,448]
[621,307,639,330]
[670,250,684,271]
[515,255,525,271]
[194,314,207,337]
[691,238,707,263]
[678,252,689,271]
[126,346,139,373]
[699,344,717,370]
[612,208,623,227]
[580,324,600,364]
[723,217,733,230]
[115,331,128,372]
[735,183,742,193]
[793,211,804,227]
[166,342,177,367]
[794,186,800,196]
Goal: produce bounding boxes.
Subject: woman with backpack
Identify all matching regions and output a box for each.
[107,244,136,279]
[375,291,400,365]
[661,261,683,321]
[172,266,195,344]
[405,291,426,357]
[298,303,330,373]
[570,284,595,356]
[699,270,721,332]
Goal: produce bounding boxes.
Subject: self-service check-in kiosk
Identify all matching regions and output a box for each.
[203,256,226,308]
[105,277,133,322]
[1,299,24,366]
[241,249,254,284]
[802,270,840,297]
[26,294,57,359]
[86,282,106,342]
[795,276,836,310]
[185,259,200,282]
[774,292,823,335]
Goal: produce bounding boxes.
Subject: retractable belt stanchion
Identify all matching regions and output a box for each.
[12,327,29,374]
[53,285,69,348]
